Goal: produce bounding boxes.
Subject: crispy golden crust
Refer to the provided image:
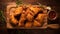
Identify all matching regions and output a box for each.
[26,13,33,21]
[10,15,18,24]
[14,7,23,15]
[33,20,41,27]
[30,6,41,15]
[18,14,26,27]
[35,14,46,22]
[25,21,32,28]
[10,7,23,24]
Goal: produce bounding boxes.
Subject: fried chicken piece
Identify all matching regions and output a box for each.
[25,21,32,28]
[14,7,23,15]
[33,20,41,27]
[18,14,26,27]
[30,5,41,15]
[10,6,23,25]
[35,14,47,24]
[26,8,34,16]
[10,15,18,25]
[26,13,33,21]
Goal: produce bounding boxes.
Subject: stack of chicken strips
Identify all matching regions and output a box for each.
[9,4,47,28]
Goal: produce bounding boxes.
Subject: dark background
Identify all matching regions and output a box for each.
[0,0,60,34]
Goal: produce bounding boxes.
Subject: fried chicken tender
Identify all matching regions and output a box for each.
[10,6,23,25]
[33,20,41,27]
[25,21,32,28]
[26,13,33,21]
[10,15,18,24]
[18,14,26,27]
[14,7,23,15]
[30,5,41,15]
[26,8,34,16]
[35,14,47,24]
